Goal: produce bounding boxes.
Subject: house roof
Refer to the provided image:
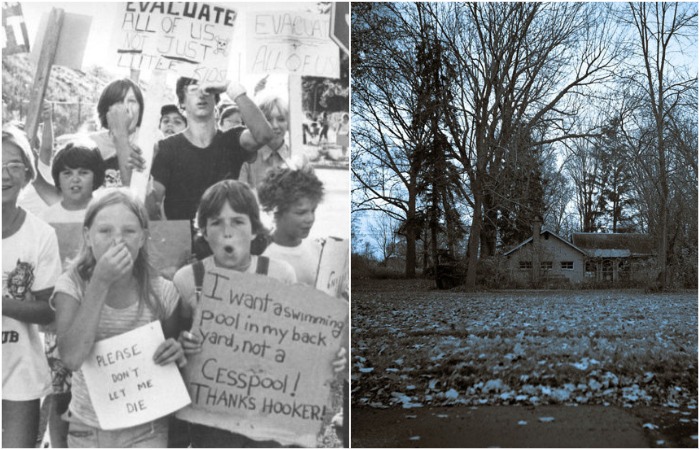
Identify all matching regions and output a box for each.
[503,228,586,257]
[572,233,655,257]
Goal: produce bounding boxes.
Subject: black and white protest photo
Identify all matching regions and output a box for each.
[2,2,349,447]
[351,2,697,448]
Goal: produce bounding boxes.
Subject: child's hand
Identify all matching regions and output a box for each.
[106,103,132,138]
[331,410,343,430]
[179,330,203,355]
[92,241,133,286]
[332,347,348,374]
[126,145,146,172]
[153,338,186,367]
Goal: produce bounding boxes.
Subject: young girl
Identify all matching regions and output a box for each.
[40,141,105,224]
[89,78,147,187]
[2,125,63,448]
[53,188,185,447]
[257,166,325,286]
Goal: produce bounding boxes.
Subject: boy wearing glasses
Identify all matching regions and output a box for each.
[149,78,273,222]
[2,125,62,448]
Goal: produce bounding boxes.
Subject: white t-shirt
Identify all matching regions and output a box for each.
[17,183,51,218]
[173,255,297,312]
[262,239,323,287]
[2,211,62,401]
[40,202,87,224]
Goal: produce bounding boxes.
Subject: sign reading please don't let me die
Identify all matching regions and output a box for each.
[81,322,191,430]
[178,269,348,447]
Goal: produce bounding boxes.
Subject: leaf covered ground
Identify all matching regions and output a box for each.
[351,279,698,446]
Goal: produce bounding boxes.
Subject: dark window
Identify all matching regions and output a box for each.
[561,261,574,270]
[519,261,533,269]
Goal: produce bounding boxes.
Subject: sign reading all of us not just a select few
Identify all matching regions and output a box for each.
[178,268,348,447]
[112,2,237,81]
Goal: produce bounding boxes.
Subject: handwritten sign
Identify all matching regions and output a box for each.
[316,237,349,298]
[247,11,340,78]
[81,322,191,430]
[113,2,238,81]
[50,220,192,275]
[2,2,30,54]
[178,269,348,447]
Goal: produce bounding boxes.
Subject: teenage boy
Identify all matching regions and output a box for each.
[149,78,273,221]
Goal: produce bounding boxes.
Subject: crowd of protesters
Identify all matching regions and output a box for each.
[2,75,348,448]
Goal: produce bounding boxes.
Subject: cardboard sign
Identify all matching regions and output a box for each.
[113,2,238,81]
[315,237,349,298]
[50,220,192,274]
[178,269,348,447]
[2,2,30,55]
[30,11,92,70]
[81,322,191,430]
[247,10,340,78]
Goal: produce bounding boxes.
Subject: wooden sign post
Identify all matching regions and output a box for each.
[25,8,63,146]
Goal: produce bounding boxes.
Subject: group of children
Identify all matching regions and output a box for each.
[3,75,347,448]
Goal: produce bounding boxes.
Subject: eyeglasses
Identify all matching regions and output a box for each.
[2,162,27,175]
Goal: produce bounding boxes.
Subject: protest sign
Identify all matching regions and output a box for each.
[112,2,238,81]
[50,220,192,274]
[178,269,348,447]
[2,2,30,54]
[81,321,191,430]
[315,237,349,298]
[246,10,340,78]
[31,11,92,70]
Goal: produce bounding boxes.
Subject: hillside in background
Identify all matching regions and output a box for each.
[2,54,120,137]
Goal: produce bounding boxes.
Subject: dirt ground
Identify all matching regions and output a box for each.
[351,278,698,448]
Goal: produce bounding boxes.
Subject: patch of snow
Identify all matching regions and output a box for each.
[538,417,555,423]
[445,388,459,399]
[359,367,374,373]
[517,420,527,426]
[409,436,421,441]
[642,423,657,430]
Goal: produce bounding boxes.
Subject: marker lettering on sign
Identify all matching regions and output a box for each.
[95,344,142,367]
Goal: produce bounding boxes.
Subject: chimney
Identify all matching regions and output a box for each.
[532,220,542,244]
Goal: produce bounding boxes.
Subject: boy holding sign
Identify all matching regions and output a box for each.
[174,179,297,447]
[53,189,185,447]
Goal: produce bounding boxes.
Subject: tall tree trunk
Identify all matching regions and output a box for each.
[405,186,418,278]
[464,192,482,290]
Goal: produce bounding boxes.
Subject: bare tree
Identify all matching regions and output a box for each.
[429,2,622,289]
[623,2,697,288]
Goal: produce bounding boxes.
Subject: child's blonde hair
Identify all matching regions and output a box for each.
[69,188,166,320]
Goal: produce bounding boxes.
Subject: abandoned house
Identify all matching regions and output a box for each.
[572,232,656,283]
[504,223,586,284]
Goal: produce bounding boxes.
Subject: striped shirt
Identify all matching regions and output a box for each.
[53,272,179,428]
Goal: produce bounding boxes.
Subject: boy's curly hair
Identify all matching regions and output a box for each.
[257,166,324,217]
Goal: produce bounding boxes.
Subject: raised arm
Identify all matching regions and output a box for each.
[39,103,54,167]
[201,81,273,152]
[107,104,146,186]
